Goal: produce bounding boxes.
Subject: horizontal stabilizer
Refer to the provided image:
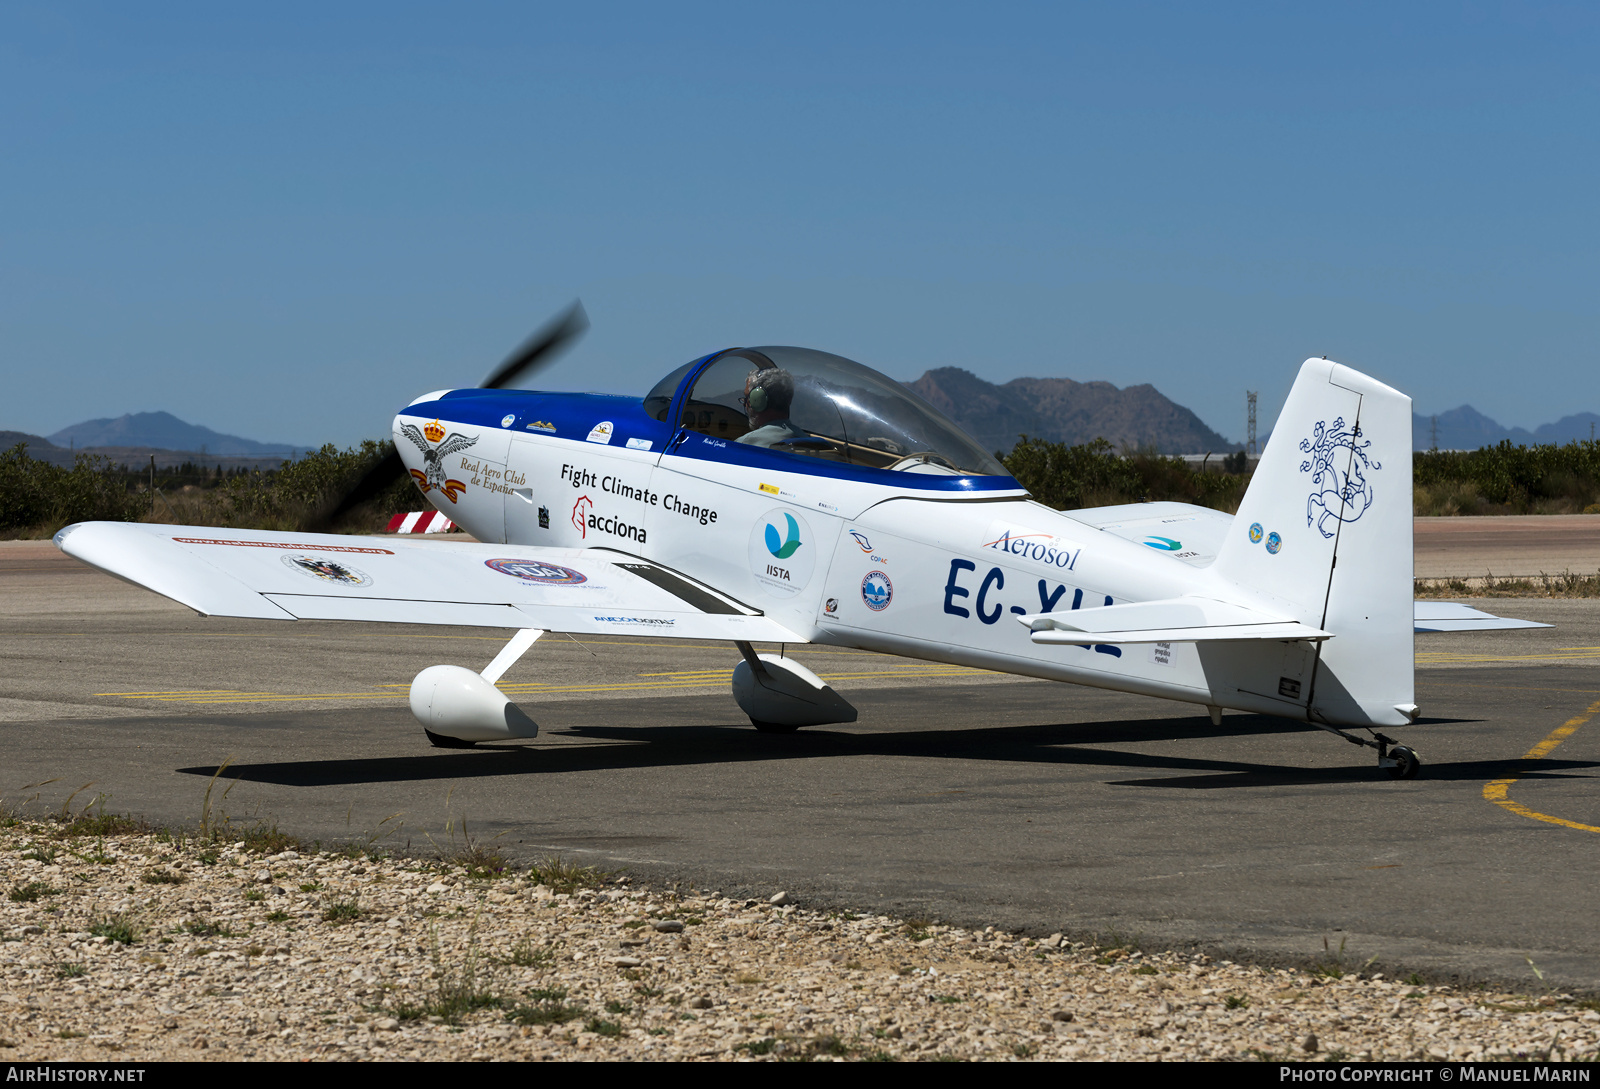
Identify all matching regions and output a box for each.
[1017,597,1332,645]
[1413,601,1551,633]
[1067,502,1235,568]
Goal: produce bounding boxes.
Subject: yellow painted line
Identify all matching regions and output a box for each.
[124,677,749,705]
[1416,651,1600,663]
[838,666,990,675]
[95,690,264,696]
[102,663,1001,707]
[639,666,992,680]
[1482,697,1600,834]
[104,692,278,699]
[374,679,726,692]
[506,680,721,692]
[496,681,731,693]
[1417,682,1600,701]
[30,628,896,659]
[140,693,407,704]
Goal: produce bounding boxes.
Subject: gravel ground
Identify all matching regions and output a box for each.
[2,816,1598,1063]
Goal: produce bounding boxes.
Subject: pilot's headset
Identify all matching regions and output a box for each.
[745,368,793,415]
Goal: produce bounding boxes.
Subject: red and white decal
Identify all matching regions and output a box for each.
[386,511,457,534]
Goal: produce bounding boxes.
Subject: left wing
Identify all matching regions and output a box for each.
[54,522,804,643]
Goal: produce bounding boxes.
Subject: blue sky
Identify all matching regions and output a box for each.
[3,2,1596,447]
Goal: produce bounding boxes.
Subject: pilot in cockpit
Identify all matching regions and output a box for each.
[736,367,807,448]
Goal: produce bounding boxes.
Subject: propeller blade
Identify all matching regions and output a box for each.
[305,448,408,533]
[478,300,589,390]
[311,301,588,531]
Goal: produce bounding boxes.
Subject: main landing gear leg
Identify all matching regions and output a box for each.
[410,628,544,749]
[1307,721,1421,780]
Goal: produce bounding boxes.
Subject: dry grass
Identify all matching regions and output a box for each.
[1414,571,1600,598]
[525,855,605,894]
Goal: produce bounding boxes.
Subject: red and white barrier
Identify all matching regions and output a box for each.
[386,511,457,534]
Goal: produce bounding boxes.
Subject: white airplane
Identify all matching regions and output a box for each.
[55,308,1542,778]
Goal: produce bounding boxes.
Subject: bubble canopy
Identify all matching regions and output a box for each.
[644,346,1009,477]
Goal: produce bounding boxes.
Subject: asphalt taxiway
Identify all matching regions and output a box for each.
[4,538,1600,992]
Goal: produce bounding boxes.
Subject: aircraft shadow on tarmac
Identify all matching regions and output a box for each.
[174,712,1597,790]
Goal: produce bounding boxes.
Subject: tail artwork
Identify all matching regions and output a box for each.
[1212,359,1415,729]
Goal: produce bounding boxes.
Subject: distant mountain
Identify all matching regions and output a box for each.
[0,428,290,471]
[0,430,63,456]
[47,412,297,457]
[1414,406,1600,451]
[1,430,58,450]
[906,368,1238,456]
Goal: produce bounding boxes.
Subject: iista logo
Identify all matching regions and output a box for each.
[764,512,803,559]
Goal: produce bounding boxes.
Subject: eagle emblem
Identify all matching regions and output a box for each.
[400,420,478,503]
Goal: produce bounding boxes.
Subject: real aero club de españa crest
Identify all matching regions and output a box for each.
[399,419,478,503]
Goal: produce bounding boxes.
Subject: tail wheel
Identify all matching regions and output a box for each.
[1386,745,1420,780]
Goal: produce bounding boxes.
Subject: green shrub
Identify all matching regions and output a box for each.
[0,438,416,536]
[1002,437,1246,512]
[215,441,413,528]
[1006,435,1600,517]
[1415,440,1600,513]
[0,445,152,533]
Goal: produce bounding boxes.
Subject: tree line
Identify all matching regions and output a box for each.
[999,436,1600,516]
[0,441,412,536]
[4,434,1600,536]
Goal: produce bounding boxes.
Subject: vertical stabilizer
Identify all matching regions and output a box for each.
[1213,359,1414,727]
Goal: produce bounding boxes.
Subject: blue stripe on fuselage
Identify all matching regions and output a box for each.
[410,388,1024,494]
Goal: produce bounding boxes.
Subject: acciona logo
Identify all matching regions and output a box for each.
[570,494,646,544]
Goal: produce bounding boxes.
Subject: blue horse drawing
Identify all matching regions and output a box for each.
[1299,418,1381,539]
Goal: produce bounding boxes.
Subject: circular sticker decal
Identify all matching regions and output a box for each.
[747,508,816,597]
[282,554,372,587]
[500,413,516,428]
[1249,522,1264,544]
[861,570,893,611]
[485,558,588,585]
[1265,531,1282,555]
